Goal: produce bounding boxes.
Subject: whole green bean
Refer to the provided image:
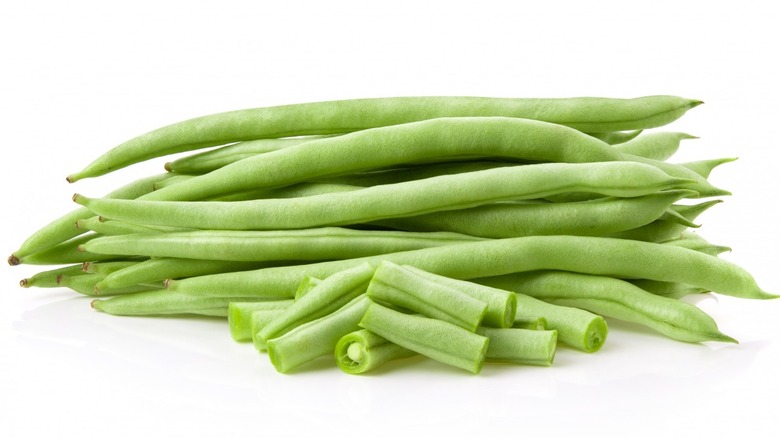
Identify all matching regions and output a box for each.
[10,173,170,265]
[359,302,489,374]
[67,95,701,181]
[18,234,118,265]
[662,232,731,256]
[266,295,373,373]
[476,327,558,366]
[82,260,139,275]
[631,279,708,299]
[91,291,269,316]
[58,273,161,297]
[228,301,293,342]
[335,329,417,374]
[257,263,375,344]
[160,236,771,301]
[614,132,696,161]
[152,174,196,190]
[20,264,85,288]
[480,271,737,343]
[367,262,488,331]
[679,157,738,179]
[80,228,486,261]
[320,161,516,187]
[608,200,722,242]
[74,162,693,230]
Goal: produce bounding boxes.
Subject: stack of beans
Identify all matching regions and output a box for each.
[10,95,773,374]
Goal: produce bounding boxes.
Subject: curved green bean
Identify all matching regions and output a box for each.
[75,162,692,230]
[67,95,701,182]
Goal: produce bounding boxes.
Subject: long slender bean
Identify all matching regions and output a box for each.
[58,273,161,297]
[82,261,139,275]
[631,280,708,299]
[335,329,417,374]
[18,234,119,265]
[91,291,269,316]
[80,228,486,261]
[20,264,85,288]
[74,162,693,230]
[67,95,701,182]
[614,132,696,161]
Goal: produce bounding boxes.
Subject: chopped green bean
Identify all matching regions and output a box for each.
[476,327,558,366]
[335,329,417,374]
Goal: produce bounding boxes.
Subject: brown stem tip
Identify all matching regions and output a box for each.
[8,254,20,266]
[20,279,29,288]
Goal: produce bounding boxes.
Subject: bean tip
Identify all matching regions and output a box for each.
[72,193,88,205]
[81,262,91,272]
[90,299,104,311]
[689,99,704,108]
[7,254,20,266]
[19,278,29,288]
[164,162,173,172]
[66,174,79,183]
[76,245,86,253]
[56,274,65,285]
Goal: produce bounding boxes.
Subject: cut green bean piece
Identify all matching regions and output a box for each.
[67,95,701,182]
[335,329,417,374]
[359,302,489,374]
[513,316,548,331]
[228,301,294,342]
[80,228,485,261]
[266,295,373,373]
[367,262,488,331]
[614,132,696,161]
[476,327,557,366]
[75,162,692,231]
[251,310,286,352]
[663,232,731,256]
[480,271,736,343]
[20,265,86,288]
[258,263,375,344]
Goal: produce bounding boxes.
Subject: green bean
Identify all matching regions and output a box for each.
[266,295,373,373]
[485,289,607,352]
[320,161,517,187]
[160,236,772,301]
[67,95,701,182]
[19,264,86,288]
[91,290,269,316]
[359,302,489,374]
[152,174,196,190]
[335,329,417,374]
[376,190,695,238]
[513,317,548,331]
[10,173,170,265]
[480,271,737,343]
[76,216,191,236]
[257,263,375,345]
[476,327,558,366]
[679,157,738,179]
[58,273,161,297]
[80,228,486,261]
[165,137,328,174]
[18,234,119,265]
[631,279,708,299]
[82,260,139,275]
[623,153,728,198]
[140,117,634,202]
[386,264,516,328]
[367,262,488,331]
[662,232,731,256]
[75,162,693,230]
[228,301,294,342]
[659,207,701,228]
[251,310,286,352]
[95,258,268,292]
[608,200,722,242]
[588,129,643,145]
[614,132,696,161]
[294,277,322,300]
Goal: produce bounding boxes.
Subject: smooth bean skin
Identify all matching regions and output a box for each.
[228,301,293,342]
[476,327,558,365]
[80,228,486,261]
[75,162,692,231]
[359,302,489,374]
[67,95,701,182]
[95,258,271,292]
[82,260,139,275]
[20,264,85,288]
[57,273,161,297]
[679,157,738,179]
[160,236,772,301]
[367,262,488,331]
[631,280,708,299]
[266,295,373,373]
[142,117,629,202]
[480,271,737,343]
[614,132,696,161]
[335,329,417,375]
[165,137,327,174]
[608,200,722,242]
[91,291,270,316]
[10,173,170,265]
[18,234,119,266]
[588,130,643,145]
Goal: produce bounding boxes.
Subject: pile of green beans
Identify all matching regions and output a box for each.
[10,95,773,375]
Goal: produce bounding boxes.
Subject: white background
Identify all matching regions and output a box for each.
[1,1,779,436]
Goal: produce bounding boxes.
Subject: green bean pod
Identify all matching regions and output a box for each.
[476,327,558,366]
[67,95,702,182]
[481,271,737,343]
[266,295,373,373]
[608,200,722,242]
[152,174,196,190]
[10,173,170,265]
[82,260,140,275]
[662,232,731,256]
[335,329,417,374]
[679,157,738,179]
[614,132,696,161]
[91,291,270,316]
[75,162,693,231]
[588,130,643,145]
[631,280,708,299]
[359,302,489,374]
[80,228,486,261]
[258,263,375,344]
[159,236,772,301]
[367,262,488,331]
[20,264,86,288]
[18,234,119,266]
[228,301,294,342]
[58,273,161,297]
